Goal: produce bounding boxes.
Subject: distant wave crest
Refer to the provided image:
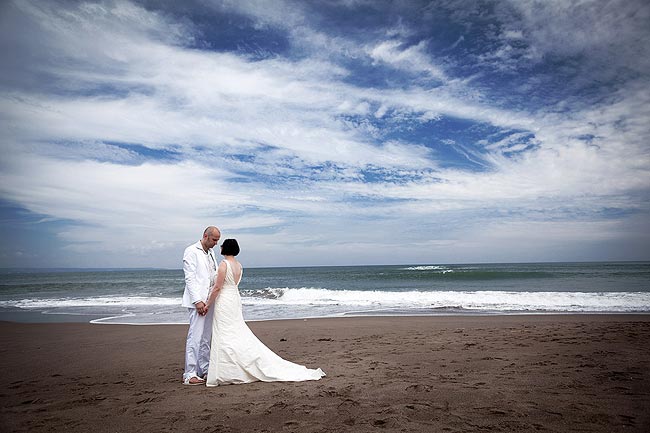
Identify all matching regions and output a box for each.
[402,265,453,273]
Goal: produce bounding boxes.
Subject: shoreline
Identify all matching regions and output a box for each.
[90,310,650,326]
[2,306,649,326]
[1,314,649,432]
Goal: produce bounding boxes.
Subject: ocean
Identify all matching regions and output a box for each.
[1,262,649,324]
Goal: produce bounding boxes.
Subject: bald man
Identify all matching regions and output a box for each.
[181,226,220,385]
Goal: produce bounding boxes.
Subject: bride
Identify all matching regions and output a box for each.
[204,239,325,386]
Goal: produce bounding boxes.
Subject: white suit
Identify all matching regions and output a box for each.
[182,241,217,381]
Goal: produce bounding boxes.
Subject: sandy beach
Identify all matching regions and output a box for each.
[1,315,649,432]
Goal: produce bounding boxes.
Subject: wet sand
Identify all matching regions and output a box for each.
[1,315,649,432]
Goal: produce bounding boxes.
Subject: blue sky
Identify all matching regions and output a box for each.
[1,0,649,268]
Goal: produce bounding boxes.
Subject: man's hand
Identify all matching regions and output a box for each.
[195,301,207,316]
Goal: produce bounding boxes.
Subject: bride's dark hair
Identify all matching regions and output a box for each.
[220,239,240,256]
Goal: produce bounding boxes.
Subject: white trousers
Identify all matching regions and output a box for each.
[183,306,214,380]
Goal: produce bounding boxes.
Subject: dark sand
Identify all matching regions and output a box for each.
[1,315,649,432]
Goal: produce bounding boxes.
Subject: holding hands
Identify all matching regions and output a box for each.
[195,301,209,316]
[194,259,228,317]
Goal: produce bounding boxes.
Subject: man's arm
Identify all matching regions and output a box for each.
[183,249,205,307]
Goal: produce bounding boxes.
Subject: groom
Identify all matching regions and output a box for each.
[181,226,220,385]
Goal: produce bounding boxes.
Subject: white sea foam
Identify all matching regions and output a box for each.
[240,287,650,312]
[402,265,453,273]
[0,296,180,309]
[3,289,650,312]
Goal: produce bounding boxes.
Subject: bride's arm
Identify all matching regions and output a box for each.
[206,261,227,308]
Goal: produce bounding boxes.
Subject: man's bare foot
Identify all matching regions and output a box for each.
[183,376,205,386]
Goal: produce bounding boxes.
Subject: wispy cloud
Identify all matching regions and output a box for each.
[366,39,448,82]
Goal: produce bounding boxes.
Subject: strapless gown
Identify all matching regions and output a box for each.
[206,260,325,386]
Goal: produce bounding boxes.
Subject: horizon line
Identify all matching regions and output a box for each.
[0,259,648,272]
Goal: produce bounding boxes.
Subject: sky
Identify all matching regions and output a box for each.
[1,0,649,268]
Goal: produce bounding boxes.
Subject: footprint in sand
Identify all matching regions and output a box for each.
[405,384,432,392]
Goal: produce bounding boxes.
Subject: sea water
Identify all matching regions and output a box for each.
[0,262,649,324]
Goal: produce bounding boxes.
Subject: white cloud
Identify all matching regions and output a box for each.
[505,0,650,69]
[465,0,650,80]
[367,39,447,81]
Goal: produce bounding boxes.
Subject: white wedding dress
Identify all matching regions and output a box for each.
[206,260,325,386]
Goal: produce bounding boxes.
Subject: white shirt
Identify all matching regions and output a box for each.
[181,240,217,308]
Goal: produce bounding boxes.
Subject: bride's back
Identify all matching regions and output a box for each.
[223,259,242,287]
